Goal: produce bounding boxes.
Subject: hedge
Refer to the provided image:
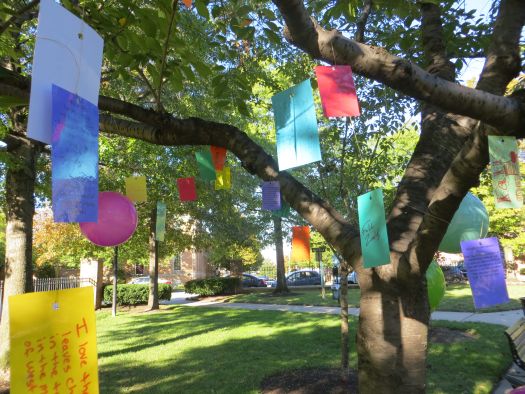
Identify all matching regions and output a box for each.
[184,277,240,296]
[103,284,172,305]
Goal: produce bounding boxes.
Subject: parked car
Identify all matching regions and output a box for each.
[271,269,321,287]
[129,276,172,285]
[348,271,358,284]
[241,273,267,287]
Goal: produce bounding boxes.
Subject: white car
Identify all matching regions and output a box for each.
[129,276,172,285]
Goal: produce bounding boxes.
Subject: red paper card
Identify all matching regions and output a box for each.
[291,226,311,262]
[315,65,360,118]
[210,146,227,171]
[177,177,197,201]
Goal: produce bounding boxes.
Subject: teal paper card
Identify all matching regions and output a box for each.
[272,79,321,171]
[156,201,166,241]
[357,189,391,268]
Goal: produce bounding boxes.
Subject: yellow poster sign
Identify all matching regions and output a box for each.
[125,175,147,202]
[215,166,231,190]
[9,287,99,394]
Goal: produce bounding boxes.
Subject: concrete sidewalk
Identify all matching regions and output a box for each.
[164,291,523,327]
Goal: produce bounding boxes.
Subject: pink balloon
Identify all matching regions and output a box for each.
[80,192,138,247]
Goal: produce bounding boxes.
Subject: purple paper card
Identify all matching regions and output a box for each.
[460,237,509,309]
[52,84,99,222]
[262,181,281,211]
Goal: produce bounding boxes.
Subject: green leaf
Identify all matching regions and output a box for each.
[195,0,210,20]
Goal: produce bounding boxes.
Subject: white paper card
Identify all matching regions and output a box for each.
[28,0,103,144]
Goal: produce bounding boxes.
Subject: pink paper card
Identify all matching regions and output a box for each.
[315,65,360,118]
[177,177,197,201]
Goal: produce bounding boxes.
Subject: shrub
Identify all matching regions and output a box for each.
[520,267,525,275]
[184,277,240,296]
[103,284,172,305]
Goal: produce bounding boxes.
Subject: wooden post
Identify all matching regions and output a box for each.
[112,246,118,317]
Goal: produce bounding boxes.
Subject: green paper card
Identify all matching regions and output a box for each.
[156,201,166,241]
[272,199,291,218]
[488,136,523,209]
[196,149,216,181]
[357,189,391,268]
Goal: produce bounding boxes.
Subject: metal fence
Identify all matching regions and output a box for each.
[0,277,95,298]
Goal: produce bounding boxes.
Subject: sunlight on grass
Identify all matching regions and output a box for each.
[96,306,510,393]
[225,284,523,312]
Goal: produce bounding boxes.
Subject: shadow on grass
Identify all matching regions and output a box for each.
[96,307,510,394]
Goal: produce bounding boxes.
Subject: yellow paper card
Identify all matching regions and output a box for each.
[9,287,99,394]
[215,167,231,190]
[125,176,147,202]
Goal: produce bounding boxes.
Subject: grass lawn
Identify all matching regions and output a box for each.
[223,284,524,312]
[96,306,510,393]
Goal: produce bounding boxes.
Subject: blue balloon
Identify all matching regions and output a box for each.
[438,192,489,253]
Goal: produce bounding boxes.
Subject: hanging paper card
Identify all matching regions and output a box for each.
[460,237,509,309]
[215,167,231,190]
[291,226,311,262]
[315,65,360,118]
[125,176,147,202]
[183,0,192,8]
[357,189,390,268]
[488,136,523,208]
[272,79,322,171]
[210,146,227,171]
[28,0,103,144]
[196,149,216,181]
[155,201,166,242]
[177,177,197,201]
[9,287,99,394]
[262,181,281,210]
[272,199,291,218]
[52,84,98,222]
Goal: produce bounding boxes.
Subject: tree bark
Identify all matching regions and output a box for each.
[0,130,38,370]
[272,216,288,294]
[148,207,159,310]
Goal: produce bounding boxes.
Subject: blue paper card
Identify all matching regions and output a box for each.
[357,189,390,268]
[272,79,322,170]
[52,84,98,222]
[461,237,509,309]
[262,181,281,210]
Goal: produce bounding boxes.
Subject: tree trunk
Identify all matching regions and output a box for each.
[0,132,38,370]
[357,258,430,394]
[272,216,288,294]
[339,259,349,381]
[148,207,159,310]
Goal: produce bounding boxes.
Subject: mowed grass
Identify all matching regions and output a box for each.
[224,284,524,312]
[96,306,510,394]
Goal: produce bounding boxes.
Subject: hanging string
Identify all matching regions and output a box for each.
[404,203,451,225]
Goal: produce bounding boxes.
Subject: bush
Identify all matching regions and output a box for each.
[184,277,240,296]
[103,284,172,305]
[520,267,525,275]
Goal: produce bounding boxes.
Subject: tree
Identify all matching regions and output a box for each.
[2,0,525,392]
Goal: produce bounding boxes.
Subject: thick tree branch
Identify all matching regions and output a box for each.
[272,0,525,135]
[0,0,39,36]
[0,72,361,266]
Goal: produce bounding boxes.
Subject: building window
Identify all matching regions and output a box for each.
[135,263,144,275]
[172,254,181,271]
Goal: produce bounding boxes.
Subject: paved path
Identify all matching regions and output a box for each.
[164,292,523,327]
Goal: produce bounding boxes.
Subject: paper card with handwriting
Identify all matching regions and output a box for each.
[315,66,360,118]
[210,146,227,171]
[262,181,281,210]
[488,136,523,209]
[125,176,147,203]
[9,286,99,394]
[272,79,322,171]
[215,167,231,190]
[195,149,216,181]
[272,199,290,218]
[357,189,391,268]
[291,226,311,262]
[155,201,166,241]
[28,0,103,144]
[51,84,98,222]
[177,177,197,201]
[461,237,509,309]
